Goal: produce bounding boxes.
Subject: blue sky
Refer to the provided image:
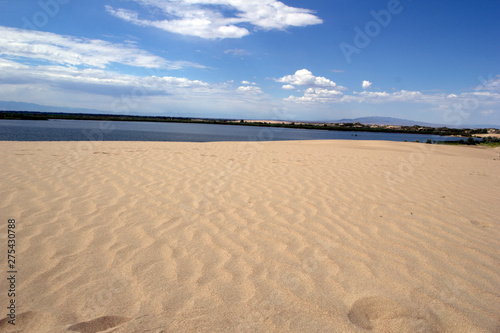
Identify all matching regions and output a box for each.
[0,0,499,126]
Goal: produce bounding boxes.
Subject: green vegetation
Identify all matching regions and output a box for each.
[438,136,500,147]
[480,141,500,148]
[0,110,496,138]
[479,136,500,147]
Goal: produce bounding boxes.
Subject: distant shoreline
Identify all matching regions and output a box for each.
[1,110,498,137]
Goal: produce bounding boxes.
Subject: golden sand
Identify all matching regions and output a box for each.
[0,140,499,332]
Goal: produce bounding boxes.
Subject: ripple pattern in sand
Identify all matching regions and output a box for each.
[0,140,499,332]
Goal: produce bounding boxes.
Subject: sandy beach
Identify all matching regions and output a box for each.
[0,140,499,332]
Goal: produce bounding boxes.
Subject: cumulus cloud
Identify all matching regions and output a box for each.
[106,0,322,39]
[236,85,263,94]
[351,90,431,104]
[282,84,295,90]
[0,26,205,70]
[362,80,372,89]
[275,68,500,112]
[285,87,343,103]
[277,69,340,88]
[278,69,346,103]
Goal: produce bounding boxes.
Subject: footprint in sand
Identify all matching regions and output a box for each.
[68,316,131,333]
[348,296,441,332]
[470,220,492,228]
[0,311,52,332]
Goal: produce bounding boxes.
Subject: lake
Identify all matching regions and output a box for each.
[0,119,463,143]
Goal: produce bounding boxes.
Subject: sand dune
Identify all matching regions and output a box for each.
[0,140,499,332]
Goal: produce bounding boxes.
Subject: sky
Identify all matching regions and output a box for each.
[0,0,499,126]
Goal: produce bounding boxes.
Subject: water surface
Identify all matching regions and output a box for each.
[0,119,463,143]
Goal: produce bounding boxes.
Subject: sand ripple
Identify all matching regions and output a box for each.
[0,140,499,332]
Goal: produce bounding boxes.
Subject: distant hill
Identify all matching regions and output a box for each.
[335,116,499,129]
[336,116,444,127]
[0,101,113,115]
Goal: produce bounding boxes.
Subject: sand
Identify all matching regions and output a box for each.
[475,133,500,139]
[0,140,499,332]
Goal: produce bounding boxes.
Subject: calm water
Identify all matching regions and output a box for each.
[0,119,462,143]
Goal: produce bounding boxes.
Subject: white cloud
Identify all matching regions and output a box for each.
[278,69,346,103]
[0,58,279,117]
[106,0,322,39]
[0,26,205,70]
[478,75,500,90]
[236,85,263,94]
[0,58,209,96]
[282,85,498,110]
[277,69,342,89]
[355,91,391,100]
[225,49,250,56]
[285,87,343,103]
[353,90,428,104]
[274,69,500,114]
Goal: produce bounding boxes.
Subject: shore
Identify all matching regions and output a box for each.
[2,111,497,137]
[1,140,499,332]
